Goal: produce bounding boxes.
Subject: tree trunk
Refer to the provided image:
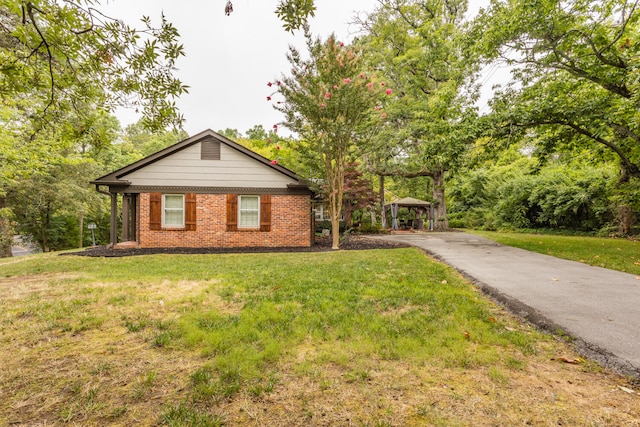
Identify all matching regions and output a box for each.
[0,195,12,258]
[379,175,386,228]
[79,213,84,248]
[431,169,449,231]
[618,205,634,236]
[343,207,353,228]
[43,202,50,252]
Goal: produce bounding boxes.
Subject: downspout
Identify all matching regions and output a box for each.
[95,185,118,247]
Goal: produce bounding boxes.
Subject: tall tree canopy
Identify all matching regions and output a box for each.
[473,0,640,181]
[1,0,188,130]
[359,0,480,230]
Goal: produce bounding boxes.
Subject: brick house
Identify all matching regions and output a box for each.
[91,129,314,248]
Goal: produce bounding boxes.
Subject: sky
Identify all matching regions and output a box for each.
[103,0,494,136]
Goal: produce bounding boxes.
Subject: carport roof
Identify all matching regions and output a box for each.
[384,197,431,207]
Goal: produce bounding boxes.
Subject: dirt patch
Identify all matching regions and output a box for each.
[0,273,82,300]
[62,235,410,257]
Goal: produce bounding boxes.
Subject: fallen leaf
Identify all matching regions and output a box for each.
[551,277,559,281]
[273,285,281,291]
[505,326,516,332]
[441,280,448,284]
[487,317,497,323]
[552,356,583,364]
[618,386,635,394]
[463,331,470,340]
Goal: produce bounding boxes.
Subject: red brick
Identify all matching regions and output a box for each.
[138,193,312,248]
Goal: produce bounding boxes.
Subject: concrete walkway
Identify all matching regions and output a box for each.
[370,232,640,378]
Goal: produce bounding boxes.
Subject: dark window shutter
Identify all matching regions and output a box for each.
[185,193,196,231]
[226,194,238,231]
[260,194,271,232]
[149,193,162,230]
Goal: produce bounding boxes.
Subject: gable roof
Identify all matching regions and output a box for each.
[92,129,305,187]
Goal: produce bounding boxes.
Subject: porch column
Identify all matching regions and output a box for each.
[110,192,118,247]
[122,194,130,242]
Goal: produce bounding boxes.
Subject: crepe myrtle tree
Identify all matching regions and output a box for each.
[269,27,392,249]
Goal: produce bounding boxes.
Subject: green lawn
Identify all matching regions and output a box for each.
[467,230,640,276]
[1,249,638,426]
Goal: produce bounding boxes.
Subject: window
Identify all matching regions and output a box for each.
[226,194,270,232]
[163,194,185,227]
[238,195,260,228]
[314,205,331,221]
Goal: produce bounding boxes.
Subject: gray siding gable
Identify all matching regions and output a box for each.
[92,129,308,191]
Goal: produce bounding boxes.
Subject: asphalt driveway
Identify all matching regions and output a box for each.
[370,232,640,379]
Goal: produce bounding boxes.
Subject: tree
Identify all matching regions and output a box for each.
[474,0,640,178]
[1,0,188,130]
[122,121,188,157]
[273,27,390,249]
[342,162,378,228]
[224,0,316,32]
[359,0,480,230]
[472,0,640,232]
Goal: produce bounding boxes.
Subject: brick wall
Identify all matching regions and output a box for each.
[138,193,312,248]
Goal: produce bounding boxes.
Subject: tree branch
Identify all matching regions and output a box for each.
[25,2,55,113]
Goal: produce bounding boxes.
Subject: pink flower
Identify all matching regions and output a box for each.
[333,85,339,89]
[270,159,278,165]
[325,92,331,99]
[277,80,281,86]
[267,82,273,87]
[366,82,373,90]
[381,112,387,119]
[273,124,278,130]
[374,106,381,111]
[359,73,365,78]
[276,145,281,150]
[320,103,326,108]
[339,62,344,67]
[385,88,392,95]
[340,42,344,47]
[267,96,272,101]
[343,78,351,83]
[381,81,386,86]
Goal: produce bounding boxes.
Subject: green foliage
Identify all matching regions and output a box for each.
[475,0,640,182]
[360,0,480,229]
[275,27,390,247]
[0,0,188,130]
[122,122,188,157]
[275,0,316,32]
[449,159,617,232]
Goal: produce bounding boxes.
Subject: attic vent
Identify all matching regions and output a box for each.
[201,141,221,160]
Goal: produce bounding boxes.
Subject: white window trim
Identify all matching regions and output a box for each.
[238,195,260,229]
[162,194,185,228]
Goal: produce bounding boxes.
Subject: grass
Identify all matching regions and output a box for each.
[1,249,639,426]
[467,230,640,275]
